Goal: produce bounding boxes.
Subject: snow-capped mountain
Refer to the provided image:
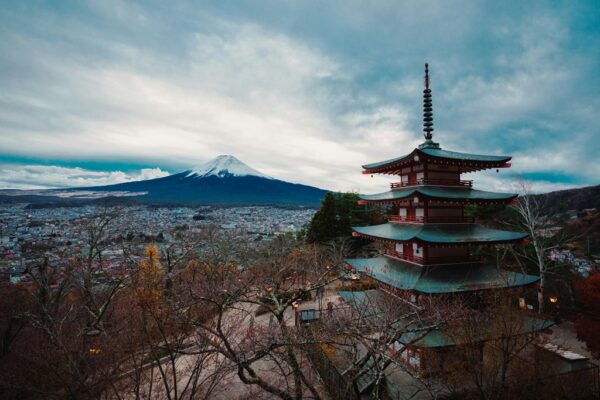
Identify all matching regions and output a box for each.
[187,155,272,179]
[25,155,327,206]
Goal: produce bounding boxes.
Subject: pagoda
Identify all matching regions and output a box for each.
[346,63,539,302]
[331,66,583,398]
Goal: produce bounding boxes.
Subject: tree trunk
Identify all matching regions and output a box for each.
[536,243,546,314]
[537,275,545,314]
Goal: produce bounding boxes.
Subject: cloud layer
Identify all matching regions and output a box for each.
[0,1,598,193]
[0,165,169,190]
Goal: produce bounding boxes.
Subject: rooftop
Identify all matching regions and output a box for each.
[352,223,527,244]
[345,257,538,294]
[359,186,517,203]
[362,146,511,174]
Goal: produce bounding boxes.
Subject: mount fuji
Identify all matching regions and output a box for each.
[56,155,327,206]
[186,155,272,179]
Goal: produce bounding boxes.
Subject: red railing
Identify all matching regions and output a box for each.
[389,215,424,223]
[389,215,474,224]
[384,249,424,264]
[384,248,480,265]
[390,178,473,189]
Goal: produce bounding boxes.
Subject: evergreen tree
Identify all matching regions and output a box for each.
[306,192,337,243]
[306,192,384,244]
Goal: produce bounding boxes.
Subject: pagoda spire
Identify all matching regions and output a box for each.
[423,63,434,140]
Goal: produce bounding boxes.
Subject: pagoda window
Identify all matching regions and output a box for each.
[399,208,407,217]
[401,175,409,184]
[416,171,425,183]
[399,346,421,369]
[416,208,424,218]
[395,243,404,253]
[413,243,423,257]
[408,348,421,369]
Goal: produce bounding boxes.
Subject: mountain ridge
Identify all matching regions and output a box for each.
[0,155,328,207]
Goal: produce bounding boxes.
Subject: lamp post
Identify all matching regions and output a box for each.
[316,285,324,315]
[293,302,299,327]
[549,294,560,323]
[83,328,101,366]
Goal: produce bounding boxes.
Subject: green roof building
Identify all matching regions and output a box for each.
[329,65,576,400]
[346,64,538,296]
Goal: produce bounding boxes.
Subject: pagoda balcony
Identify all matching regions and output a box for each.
[384,249,480,266]
[390,178,473,189]
[384,249,424,264]
[389,215,475,224]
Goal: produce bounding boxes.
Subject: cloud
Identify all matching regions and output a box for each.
[0,1,598,193]
[0,165,169,190]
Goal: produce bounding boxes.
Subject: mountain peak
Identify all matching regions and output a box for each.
[187,155,271,179]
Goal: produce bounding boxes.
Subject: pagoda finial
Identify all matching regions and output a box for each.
[423,63,434,140]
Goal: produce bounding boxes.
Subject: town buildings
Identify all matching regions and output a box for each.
[0,204,315,284]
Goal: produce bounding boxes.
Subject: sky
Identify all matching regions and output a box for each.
[0,0,599,194]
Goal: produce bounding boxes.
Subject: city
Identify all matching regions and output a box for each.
[0,204,317,285]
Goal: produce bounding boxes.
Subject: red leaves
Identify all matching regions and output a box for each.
[574,272,600,356]
[574,316,600,357]
[574,272,600,312]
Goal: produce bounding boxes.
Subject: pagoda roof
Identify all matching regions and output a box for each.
[362,146,511,174]
[399,316,554,348]
[352,223,527,244]
[344,256,538,294]
[359,186,516,204]
[337,290,553,349]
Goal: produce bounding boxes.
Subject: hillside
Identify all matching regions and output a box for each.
[536,184,600,214]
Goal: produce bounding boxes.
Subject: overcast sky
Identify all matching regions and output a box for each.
[0,1,598,193]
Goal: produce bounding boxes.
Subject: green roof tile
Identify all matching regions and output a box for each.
[352,223,527,244]
[336,289,553,348]
[345,257,539,294]
[359,186,516,202]
[420,148,511,163]
[362,147,511,171]
[398,316,554,348]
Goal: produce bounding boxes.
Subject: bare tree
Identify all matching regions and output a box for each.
[102,231,341,400]
[165,234,343,400]
[439,290,543,400]
[0,206,132,399]
[318,288,453,399]
[510,182,574,313]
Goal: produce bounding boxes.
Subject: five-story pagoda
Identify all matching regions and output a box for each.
[346,64,539,299]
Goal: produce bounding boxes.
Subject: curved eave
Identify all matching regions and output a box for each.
[358,187,517,204]
[345,257,539,294]
[420,148,511,164]
[361,148,512,175]
[352,223,527,244]
[399,316,553,348]
[362,150,415,173]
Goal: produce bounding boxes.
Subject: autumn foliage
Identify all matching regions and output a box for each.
[574,272,600,356]
[135,245,164,310]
